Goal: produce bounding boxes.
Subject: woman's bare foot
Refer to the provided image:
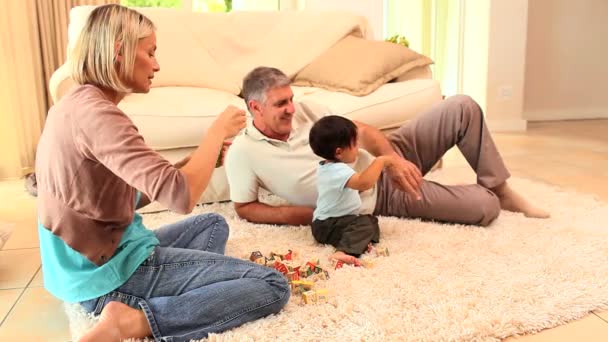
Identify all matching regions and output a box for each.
[78,301,152,342]
[330,251,361,266]
[492,182,550,218]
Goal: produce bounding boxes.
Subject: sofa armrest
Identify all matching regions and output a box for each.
[49,63,75,104]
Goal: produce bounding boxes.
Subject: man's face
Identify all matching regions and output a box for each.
[249,85,295,141]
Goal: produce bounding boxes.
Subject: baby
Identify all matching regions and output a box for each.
[309,115,393,265]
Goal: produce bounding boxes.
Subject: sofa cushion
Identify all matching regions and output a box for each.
[117,79,441,152]
[66,6,372,95]
[293,79,442,129]
[118,87,247,150]
[293,36,433,96]
[67,6,242,94]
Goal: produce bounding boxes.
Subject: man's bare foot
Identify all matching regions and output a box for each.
[78,301,152,342]
[330,251,361,266]
[492,182,550,219]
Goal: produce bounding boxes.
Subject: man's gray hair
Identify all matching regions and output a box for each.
[241,67,291,110]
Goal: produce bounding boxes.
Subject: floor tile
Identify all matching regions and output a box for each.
[596,310,608,323]
[505,313,608,341]
[1,218,39,250]
[0,180,36,222]
[0,179,38,250]
[0,287,70,341]
[0,289,22,323]
[29,267,43,288]
[0,249,40,289]
[0,221,15,251]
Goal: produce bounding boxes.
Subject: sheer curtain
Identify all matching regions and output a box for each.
[0,0,117,180]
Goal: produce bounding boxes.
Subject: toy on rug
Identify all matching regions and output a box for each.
[361,244,390,268]
[367,244,390,257]
[248,250,332,305]
[302,288,329,305]
[249,250,330,280]
[247,247,389,305]
[330,244,390,270]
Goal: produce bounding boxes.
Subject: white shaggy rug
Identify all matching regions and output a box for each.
[65,168,608,341]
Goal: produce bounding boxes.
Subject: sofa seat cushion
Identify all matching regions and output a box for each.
[118,79,441,151]
[118,87,247,150]
[293,78,442,130]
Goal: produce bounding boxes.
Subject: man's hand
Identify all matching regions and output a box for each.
[352,120,422,199]
[385,155,423,200]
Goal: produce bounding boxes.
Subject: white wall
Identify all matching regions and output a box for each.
[485,0,529,130]
[303,0,385,40]
[461,0,490,118]
[524,0,608,121]
[460,0,529,132]
[232,0,279,11]
[385,0,424,52]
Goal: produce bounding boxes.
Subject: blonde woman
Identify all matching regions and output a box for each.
[36,5,289,341]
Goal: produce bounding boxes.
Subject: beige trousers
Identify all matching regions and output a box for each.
[374,95,510,226]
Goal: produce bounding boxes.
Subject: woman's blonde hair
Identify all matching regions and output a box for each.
[71,4,156,93]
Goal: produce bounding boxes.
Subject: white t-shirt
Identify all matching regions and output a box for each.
[225,101,377,214]
[313,161,361,221]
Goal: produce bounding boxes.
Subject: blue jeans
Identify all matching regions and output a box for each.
[80,213,290,342]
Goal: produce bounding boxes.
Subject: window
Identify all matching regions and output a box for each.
[121,0,233,12]
[385,0,463,96]
[121,0,183,8]
[121,0,280,12]
[192,0,231,12]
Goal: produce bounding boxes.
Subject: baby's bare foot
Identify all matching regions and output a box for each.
[366,243,374,254]
[330,251,361,266]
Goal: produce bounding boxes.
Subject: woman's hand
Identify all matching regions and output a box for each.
[214,105,247,139]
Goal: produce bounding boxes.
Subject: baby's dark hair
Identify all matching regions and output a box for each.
[309,115,357,161]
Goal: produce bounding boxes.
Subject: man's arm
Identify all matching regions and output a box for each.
[353,120,400,157]
[234,201,314,226]
[353,120,422,199]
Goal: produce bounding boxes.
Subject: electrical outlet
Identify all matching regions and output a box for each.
[498,85,513,100]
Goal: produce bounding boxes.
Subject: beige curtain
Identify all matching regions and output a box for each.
[37,0,120,107]
[0,0,117,180]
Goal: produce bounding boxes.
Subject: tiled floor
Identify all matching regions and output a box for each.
[0,119,607,341]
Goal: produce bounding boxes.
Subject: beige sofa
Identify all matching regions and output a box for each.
[49,6,442,205]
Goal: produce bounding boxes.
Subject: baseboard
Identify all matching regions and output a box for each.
[486,118,527,132]
[524,108,608,121]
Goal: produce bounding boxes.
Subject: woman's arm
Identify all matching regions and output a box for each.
[180,106,246,211]
[78,104,244,214]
